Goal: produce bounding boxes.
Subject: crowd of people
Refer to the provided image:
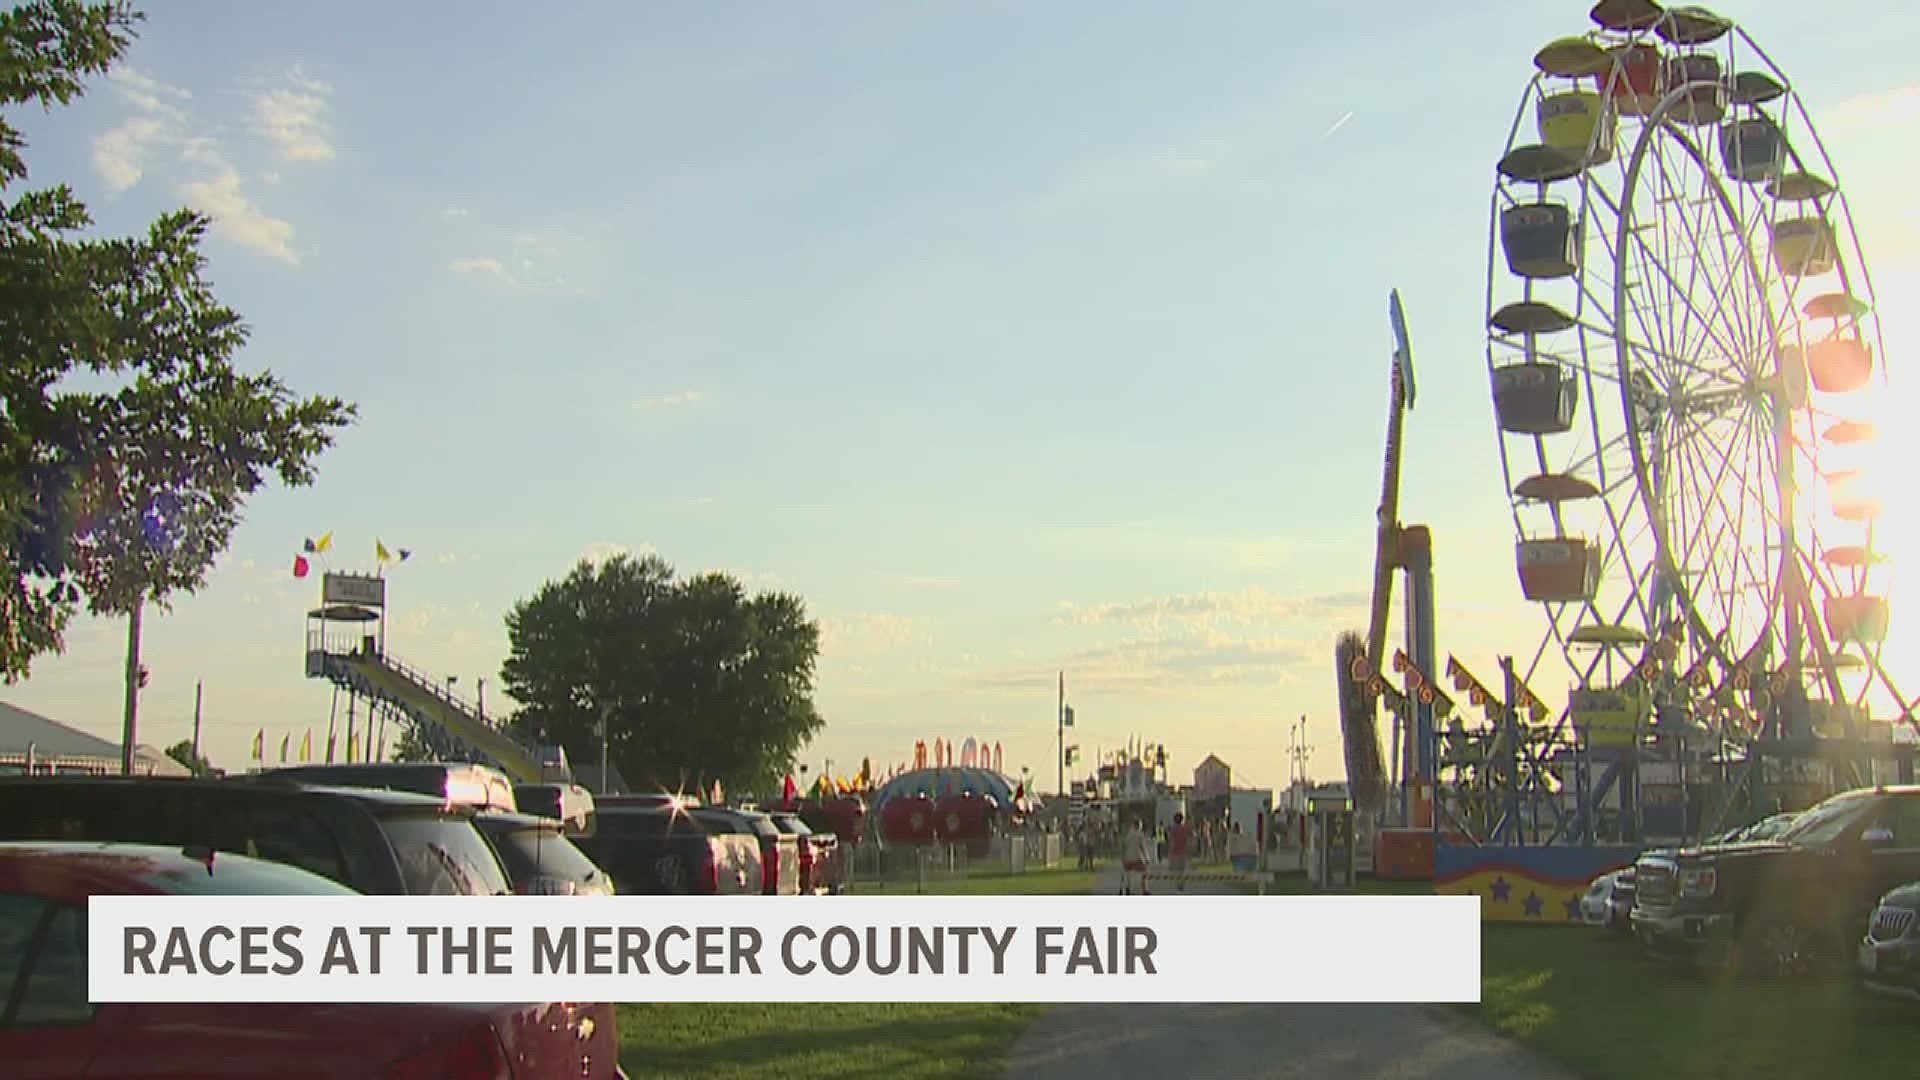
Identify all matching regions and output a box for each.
[1064,807,1298,884]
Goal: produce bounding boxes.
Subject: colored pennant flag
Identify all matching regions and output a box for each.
[376,539,393,563]
[783,774,798,802]
[279,733,290,763]
[315,531,332,553]
[251,729,264,760]
[292,554,310,579]
[302,537,317,553]
[1062,705,1075,728]
[300,729,312,762]
[1512,674,1552,725]
[397,549,412,562]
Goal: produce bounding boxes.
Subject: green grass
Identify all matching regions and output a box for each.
[617,1002,1039,1080]
[1465,925,1917,1079]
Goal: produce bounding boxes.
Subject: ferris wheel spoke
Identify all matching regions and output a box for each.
[1649,135,1765,388]
[1658,132,1730,373]
[1681,423,1773,649]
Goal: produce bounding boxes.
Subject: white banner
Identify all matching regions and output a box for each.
[89,895,1480,1003]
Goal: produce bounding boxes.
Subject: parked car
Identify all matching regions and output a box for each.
[0,841,623,1078]
[514,782,597,836]
[691,807,799,896]
[262,761,518,812]
[474,811,613,895]
[573,804,759,895]
[1632,785,1920,976]
[769,810,842,894]
[1859,879,1920,1001]
[0,777,512,896]
[1580,868,1633,932]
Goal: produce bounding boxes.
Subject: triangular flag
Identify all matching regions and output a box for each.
[376,539,393,563]
[315,531,332,553]
[302,537,317,553]
[279,733,289,763]
[251,729,264,760]
[292,555,310,579]
[397,549,412,562]
[782,774,798,802]
[300,729,312,762]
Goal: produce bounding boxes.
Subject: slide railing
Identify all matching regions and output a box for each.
[325,652,546,784]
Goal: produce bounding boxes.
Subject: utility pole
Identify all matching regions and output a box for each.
[120,600,144,776]
[190,681,203,768]
[598,705,611,795]
[1056,671,1065,797]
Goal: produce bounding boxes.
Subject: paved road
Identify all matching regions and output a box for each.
[997,867,1572,1080]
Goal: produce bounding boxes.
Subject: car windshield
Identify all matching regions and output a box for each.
[484,824,604,887]
[1777,795,1873,848]
[380,813,513,896]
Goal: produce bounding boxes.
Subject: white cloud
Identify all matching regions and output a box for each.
[445,229,604,295]
[1822,86,1920,133]
[1058,586,1367,632]
[581,542,658,567]
[820,613,934,657]
[181,168,298,263]
[94,66,311,264]
[443,207,471,218]
[631,390,706,410]
[971,630,1320,697]
[108,66,191,117]
[449,256,508,278]
[92,67,191,193]
[254,79,335,162]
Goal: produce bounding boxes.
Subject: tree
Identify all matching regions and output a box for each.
[163,738,213,777]
[500,552,825,794]
[0,3,354,764]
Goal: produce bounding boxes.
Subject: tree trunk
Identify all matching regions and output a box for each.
[121,598,144,775]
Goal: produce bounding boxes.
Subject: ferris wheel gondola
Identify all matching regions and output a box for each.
[1483,2,1908,756]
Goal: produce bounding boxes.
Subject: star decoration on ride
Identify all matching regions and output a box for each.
[1490,876,1513,902]
[1522,891,1545,918]
[1562,895,1583,921]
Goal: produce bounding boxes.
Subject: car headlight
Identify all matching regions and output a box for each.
[1678,867,1717,898]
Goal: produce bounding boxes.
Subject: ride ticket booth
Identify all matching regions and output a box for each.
[1306,793,1356,892]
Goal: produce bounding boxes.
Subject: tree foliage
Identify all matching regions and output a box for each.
[162,737,212,776]
[0,1,354,677]
[501,552,825,794]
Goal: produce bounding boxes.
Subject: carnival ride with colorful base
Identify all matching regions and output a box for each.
[1341,1,1919,921]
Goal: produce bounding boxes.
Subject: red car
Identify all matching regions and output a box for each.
[0,841,624,1079]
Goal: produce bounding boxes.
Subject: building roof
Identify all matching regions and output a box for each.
[0,700,122,760]
[1195,754,1230,772]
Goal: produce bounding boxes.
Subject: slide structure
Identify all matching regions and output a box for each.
[328,653,547,784]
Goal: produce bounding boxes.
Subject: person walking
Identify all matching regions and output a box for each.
[1121,818,1152,895]
[1167,813,1193,892]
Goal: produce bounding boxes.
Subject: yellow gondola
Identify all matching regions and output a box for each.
[1772,215,1837,277]
[1535,37,1611,78]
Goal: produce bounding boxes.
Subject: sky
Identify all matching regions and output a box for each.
[6,1,1920,792]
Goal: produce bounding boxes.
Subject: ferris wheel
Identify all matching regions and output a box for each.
[1483,1,1907,749]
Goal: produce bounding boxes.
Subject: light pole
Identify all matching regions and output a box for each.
[476,677,486,722]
